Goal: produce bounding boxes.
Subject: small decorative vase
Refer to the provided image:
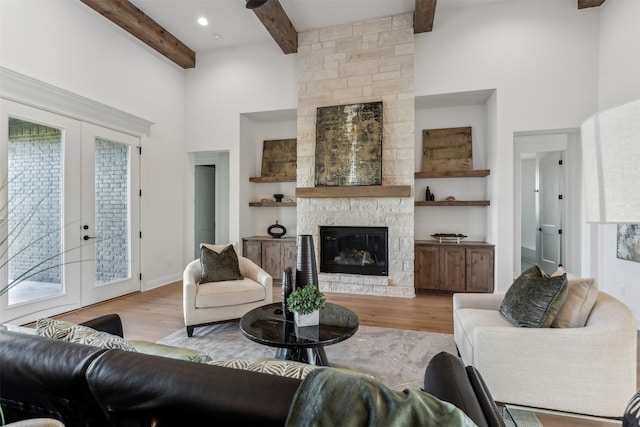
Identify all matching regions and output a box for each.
[281,267,294,320]
[296,234,318,288]
[267,220,287,238]
[294,323,319,341]
[274,193,284,202]
[294,310,319,327]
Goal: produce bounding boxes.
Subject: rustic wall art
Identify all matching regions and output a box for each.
[422,126,473,172]
[617,224,640,263]
[261,138,297,178]
[315,101,382,187]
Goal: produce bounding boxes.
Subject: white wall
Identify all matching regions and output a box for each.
[184,42,298,262]
[592,0,640,323]
[0,0,187,290]
[415,0,600,291]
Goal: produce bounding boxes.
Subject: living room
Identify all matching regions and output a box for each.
[1,0,638,321]
[0,0,639,424]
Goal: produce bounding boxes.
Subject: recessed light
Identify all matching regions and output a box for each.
[197,17,208,26]
[212,33,222,41]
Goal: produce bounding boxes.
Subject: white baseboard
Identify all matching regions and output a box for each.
[143,273,182,291]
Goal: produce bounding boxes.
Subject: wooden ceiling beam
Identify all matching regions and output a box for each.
[578,0,606,9]
[79,0,196,69]
[414,0,437,34]
[249,0,298,54]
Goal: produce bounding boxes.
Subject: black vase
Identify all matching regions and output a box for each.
[282,267,294,320]
[296,234,318,288]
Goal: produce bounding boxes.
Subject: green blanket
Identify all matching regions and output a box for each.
[285,368,477,427]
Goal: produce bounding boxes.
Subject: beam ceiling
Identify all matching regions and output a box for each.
[79,0,196,69]
[578,0,607,9]
[249,0,298,54]
[414,0,437,34]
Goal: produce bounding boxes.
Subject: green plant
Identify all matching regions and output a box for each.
[286,285,326,315]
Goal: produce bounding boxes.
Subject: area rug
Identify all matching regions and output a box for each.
[157,322,456,390]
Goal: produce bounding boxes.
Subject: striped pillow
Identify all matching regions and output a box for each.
[208,358,320,379]
[36,318,136,351]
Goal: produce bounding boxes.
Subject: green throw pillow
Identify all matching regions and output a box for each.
[36,318,137,351]
[200,244,244,283]
[499,265,568,328]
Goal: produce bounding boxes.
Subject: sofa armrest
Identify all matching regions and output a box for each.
[238,256,273,299]
[80,314,124,338]
[453,293,505,311]
[424,351,502,427]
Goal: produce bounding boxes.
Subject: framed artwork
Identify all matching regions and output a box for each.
[617,224,640,263]
[261,138,297,178]
[422,126,472,172]
[315,101,382,187]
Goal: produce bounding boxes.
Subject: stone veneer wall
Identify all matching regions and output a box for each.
[296,13,415,297]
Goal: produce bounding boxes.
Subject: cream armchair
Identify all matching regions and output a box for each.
[453,291,637,417]
[183,244,272,337]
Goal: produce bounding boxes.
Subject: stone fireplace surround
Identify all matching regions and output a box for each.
[295,13,415,298]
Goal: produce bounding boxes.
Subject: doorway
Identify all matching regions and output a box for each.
[194,165,216,258]
[514,131,581,278]
[1,100,140,324]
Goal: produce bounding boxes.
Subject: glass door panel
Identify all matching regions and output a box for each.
[81,123,139,305]
[7,118,64,304]
[94,138,131,285]
[1,99,82,324]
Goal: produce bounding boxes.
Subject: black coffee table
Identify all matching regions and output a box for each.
[239,302,359,366]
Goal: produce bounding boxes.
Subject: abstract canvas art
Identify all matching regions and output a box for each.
[315,101,382,187]
[617,224,640,263]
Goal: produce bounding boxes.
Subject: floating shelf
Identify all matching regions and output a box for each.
[249,201,297,207]
[249,176,296,183]
[415,200,490,207]
[414,169,490,179]
[296,185,412,198]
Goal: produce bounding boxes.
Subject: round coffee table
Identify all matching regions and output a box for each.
[240,302,359,366]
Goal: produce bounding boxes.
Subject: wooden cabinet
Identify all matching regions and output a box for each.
[415,241,494,294]
[242,236,296,284]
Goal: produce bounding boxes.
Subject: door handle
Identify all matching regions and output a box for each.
[83,235,97,240]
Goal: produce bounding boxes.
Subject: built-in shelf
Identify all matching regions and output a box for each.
[248,201,297,207]
[414,169,490,178]
[296,185,412,198]
[249,176,296,183]
[415,200,490,207]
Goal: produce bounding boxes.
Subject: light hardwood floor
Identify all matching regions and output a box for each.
[44,282,636,426]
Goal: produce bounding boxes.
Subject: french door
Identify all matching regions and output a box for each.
[0,100,140,324]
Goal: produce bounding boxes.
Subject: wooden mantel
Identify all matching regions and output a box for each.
[296,185,412,198]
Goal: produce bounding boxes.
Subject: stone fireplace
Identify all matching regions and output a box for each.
[296,13,415,298]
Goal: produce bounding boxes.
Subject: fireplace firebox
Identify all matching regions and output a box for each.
[319,226,388,276]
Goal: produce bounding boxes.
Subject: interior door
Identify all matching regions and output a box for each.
[194,165,216,258]
[81,123,140,305]
[537,151,564,275]
[0,100,82,324]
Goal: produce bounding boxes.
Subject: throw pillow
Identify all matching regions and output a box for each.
[551,276,598,328]
[36,318,137,351]
[129,340,213,363]
[499,265,568,328]
[208,358,319,380]
[200,244,244,283]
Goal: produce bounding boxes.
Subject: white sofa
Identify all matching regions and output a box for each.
[453,291,637,417]
[183,244,272,337]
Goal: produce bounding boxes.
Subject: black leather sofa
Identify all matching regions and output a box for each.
[0,314,504,427]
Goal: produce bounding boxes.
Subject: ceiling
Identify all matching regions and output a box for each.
[82,0,605,69]
[129,0,418,53]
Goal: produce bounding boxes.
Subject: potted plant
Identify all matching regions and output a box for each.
[286,285,326,327]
